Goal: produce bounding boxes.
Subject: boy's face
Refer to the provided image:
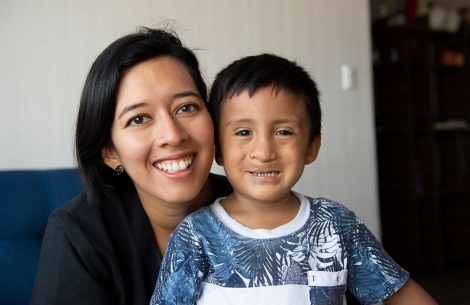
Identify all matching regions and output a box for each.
[216,86,321,205]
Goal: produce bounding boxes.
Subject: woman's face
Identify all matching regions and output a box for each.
[102,56,214,207]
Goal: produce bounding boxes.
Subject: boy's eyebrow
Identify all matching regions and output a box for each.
[273,118,302,126]
[225,118,302,127]
[225,118,253,126]
[118,90,201,119]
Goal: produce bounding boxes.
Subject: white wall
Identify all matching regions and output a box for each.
[0,0,380,237]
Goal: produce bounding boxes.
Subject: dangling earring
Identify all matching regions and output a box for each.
[114,165,124,175]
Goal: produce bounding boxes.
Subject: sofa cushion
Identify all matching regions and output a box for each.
[0,239,42,305]
[0,169,83,239]
[0,168,83,305]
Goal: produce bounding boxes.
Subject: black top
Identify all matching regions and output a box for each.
[30,173,232,305]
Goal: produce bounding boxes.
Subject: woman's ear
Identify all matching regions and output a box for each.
[305,135,321,165]
[102,145,121,170]
[215,145,224,166]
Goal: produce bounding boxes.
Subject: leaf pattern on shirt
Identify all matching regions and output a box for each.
[151,197,409,305]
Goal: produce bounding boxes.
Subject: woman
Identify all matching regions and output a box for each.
[30,27,232,305]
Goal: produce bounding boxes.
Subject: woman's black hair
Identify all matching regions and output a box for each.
[209,53,321,146]
[75,27,207,202]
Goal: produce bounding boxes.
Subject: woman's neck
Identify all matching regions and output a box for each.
[139,178,212,256]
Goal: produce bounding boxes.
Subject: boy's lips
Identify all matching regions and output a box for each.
[249,171,280,177]
[153,154,195,173]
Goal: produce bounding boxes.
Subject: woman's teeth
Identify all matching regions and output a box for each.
[154,156,194,173]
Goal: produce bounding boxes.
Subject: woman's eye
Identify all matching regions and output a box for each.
[176,104,199,114]
[128,115,150,126]
[276,130,293,136]
[235,130,251,136]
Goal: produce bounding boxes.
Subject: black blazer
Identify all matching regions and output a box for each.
[30,174,232,305]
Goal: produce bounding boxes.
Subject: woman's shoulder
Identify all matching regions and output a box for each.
[44,178,157,271]
[58,191,96,211]
[50,180,140,232]
[53,188,106,220]
[47,191,111,245]
[48,191,97,225]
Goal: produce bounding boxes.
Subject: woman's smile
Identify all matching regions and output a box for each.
[153,154,195,173]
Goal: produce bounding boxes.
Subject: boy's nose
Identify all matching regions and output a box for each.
[249,136,277,162]
[155,115,189,147]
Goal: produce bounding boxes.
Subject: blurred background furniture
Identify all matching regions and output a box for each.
[372,13,470,274]
[0,169,83,305]
[370,2,470,303]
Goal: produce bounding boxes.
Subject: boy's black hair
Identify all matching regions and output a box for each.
[208,53,321,146]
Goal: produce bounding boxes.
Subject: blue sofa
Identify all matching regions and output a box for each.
[0,169,83,305]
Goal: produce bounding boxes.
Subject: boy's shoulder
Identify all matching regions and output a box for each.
[303,195,359,222]
[175,205,218,231]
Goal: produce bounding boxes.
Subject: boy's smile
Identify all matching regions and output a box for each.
[216,86,321,209]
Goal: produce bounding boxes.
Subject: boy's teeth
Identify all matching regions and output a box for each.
[154,156,193,173]
[253,172,278,177]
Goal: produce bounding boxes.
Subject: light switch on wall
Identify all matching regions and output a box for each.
[341,64,357,90]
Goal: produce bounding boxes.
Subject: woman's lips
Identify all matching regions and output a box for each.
[153,154,195,173]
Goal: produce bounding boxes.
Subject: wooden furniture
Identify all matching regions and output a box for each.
[372,17,470,273]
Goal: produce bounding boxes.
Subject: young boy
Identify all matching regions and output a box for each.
[150,54,437,305]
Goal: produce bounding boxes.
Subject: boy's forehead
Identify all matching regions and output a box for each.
[220,87,308,119]
[228,85,288,99]
[222,87,303,108]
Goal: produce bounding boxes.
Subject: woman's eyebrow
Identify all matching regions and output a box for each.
[117,91,200,119]
[173,90,201,99]
[118,102,147,119]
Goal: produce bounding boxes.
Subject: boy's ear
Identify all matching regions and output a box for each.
[215,145,224,166]
[305,135,321,165]
[101,145,122,170]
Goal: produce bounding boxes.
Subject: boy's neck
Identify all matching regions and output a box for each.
[220,192,300,230]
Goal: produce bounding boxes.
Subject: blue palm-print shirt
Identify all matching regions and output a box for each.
[151,194,409,305]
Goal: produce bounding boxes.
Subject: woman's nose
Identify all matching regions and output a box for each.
[155,115,189,147]
[249,135,277,162]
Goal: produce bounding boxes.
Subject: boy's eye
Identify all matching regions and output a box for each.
[128,115,150,126]
[276,130,293,136]
[176,104,199,114]
[235,130,251,136]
